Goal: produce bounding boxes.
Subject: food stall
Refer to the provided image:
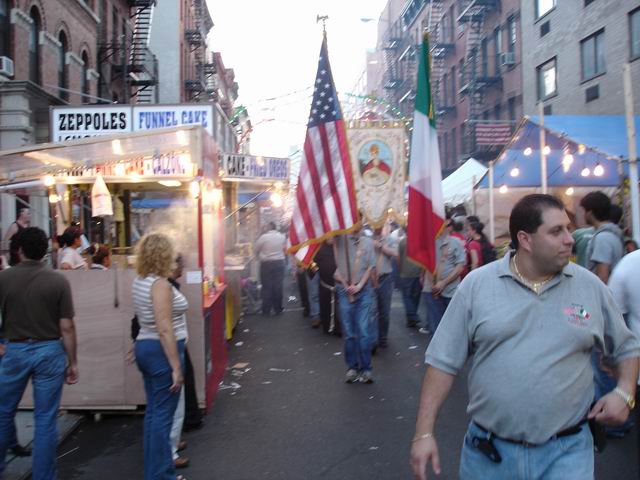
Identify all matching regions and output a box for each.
[219,153,289,337]
[0,126,227,411]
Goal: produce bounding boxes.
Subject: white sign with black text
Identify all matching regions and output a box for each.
[220,153,289,182]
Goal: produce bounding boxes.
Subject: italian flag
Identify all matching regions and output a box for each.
[407,33,445,273]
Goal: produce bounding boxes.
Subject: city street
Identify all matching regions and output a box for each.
[56,287,638,480]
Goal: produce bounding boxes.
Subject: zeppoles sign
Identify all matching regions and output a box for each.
[220,153,289,181]
[50,105,214,142]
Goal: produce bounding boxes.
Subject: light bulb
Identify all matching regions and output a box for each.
[510,167,520,177]
[43,175,55,187]
[158,180,182,187]
[578,144,586,154]
[111,139,123,155]
[562,154,574,172]
[566,187,574,196]
[593,164,604,176]
[499,185,508,194]
[114,164,125,176]
[523,147,532,156]
[270,192,283,208]
[48,193,59,204]
[189,180,201,198]
[543,145,551,155]
[581,167,591,177]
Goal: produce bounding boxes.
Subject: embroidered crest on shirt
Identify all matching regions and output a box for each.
[563,304,591,327]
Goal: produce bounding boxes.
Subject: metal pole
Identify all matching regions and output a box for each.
[539,102,547,194]
[623,63,640,244]
[489,160,495,244]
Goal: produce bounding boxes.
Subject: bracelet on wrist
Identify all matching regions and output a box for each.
[412,433,434,443]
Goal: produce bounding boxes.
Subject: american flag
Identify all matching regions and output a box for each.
[288,35,358,265]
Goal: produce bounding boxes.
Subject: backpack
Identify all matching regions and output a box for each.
[479,238,497,265]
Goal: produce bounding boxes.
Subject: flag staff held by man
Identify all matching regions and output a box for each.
[288,24,369,382]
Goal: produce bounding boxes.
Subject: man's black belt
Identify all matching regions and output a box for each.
[473,418,588,447]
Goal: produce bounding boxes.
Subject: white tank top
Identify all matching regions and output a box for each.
[132,275,188,341]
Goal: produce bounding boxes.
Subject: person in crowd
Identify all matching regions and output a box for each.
[609,204,638,254]
[448,216,466,243]
[295,263,311,318]
[579,192,630,436]
[57,226,88,270]
[372,226,398,348]
[254,222,287,316]
[0,230,32,459]
[314,240,341,336]
[421,221,466,335]
[306,262,321,328]
[397,230,423,329]
[580,192,624,284]
[132,233,187,480]
[88,244,111,270]
[410,194,640,480]
[609,248,640,441]
[0,227,78,479]
[3,208,30,267]
[333,229,376,383]
[465,221,484,271]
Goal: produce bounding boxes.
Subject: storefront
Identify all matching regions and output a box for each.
[219,152,289,336]
[0,126,226,411]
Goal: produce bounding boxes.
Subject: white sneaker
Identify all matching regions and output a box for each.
[359,371,374,384]
[345,369,359,383]
[418,327,432,335]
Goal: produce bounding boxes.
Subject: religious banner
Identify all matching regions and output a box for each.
[347,126,407,227]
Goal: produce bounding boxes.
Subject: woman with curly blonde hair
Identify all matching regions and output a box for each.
[132,233,188,480]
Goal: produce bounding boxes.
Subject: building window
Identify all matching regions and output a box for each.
[508,17,517,52]
[443,132,449,164]
[494,104,501,120]
[584,0,596,5]
[458,58,464,89]
[537,57,557,100]
[450,65,456,102]
[581,30,605,80]
[481,38,488,76]
[508,97,516,123]
[536,0,556,19]
[82,51,90,103]
[494,27,502,74]
[0,0,9,58]
[29,7,41,84]
[448,5,455,42]
[631,8,640,60]
[58,32,68,101]
[443,73,449,105]
[451,127,457,166]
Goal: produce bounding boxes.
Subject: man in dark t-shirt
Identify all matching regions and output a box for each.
[0,227,78,479]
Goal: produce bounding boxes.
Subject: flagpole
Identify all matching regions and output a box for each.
[623,63,640,244]
[539,102,547,194]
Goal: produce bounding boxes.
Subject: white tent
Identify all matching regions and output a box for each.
[442,158,487,206]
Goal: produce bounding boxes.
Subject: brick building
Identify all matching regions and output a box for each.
[371,0,524,173]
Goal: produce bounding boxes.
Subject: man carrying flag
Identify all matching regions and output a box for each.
[289,32,376,383]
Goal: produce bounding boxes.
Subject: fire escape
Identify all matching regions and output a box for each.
[382,18,403,110]
[128,0,158,103]
[428,1,455,118]
[184,0,215,102]
[457,0,501,156]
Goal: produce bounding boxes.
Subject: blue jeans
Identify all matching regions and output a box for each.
[375,274,393,342]
[0,339,18,450]
[135,339,185,480]
[400,277,422,325]
[423,293,451,333]
[308,273,320,319]
[336,283,373,372]
[0,340,66,480]
[460,421,594,479]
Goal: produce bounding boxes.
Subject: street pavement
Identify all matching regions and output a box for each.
[56,285,638,479]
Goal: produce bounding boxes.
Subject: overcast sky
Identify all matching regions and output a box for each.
[206,0,388,158]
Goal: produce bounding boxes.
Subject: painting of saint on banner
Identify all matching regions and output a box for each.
[348,127,407,227]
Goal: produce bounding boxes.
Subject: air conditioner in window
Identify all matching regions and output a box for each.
[0,56,14,78]
[500,52,516,66]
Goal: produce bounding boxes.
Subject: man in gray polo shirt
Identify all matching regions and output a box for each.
[333,228,376,383]
[254,222,287,315]
[410,194,640,480]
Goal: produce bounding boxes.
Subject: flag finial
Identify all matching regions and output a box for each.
[316,14,328,35]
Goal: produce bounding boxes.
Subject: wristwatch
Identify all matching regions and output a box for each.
[613,387,636,410]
